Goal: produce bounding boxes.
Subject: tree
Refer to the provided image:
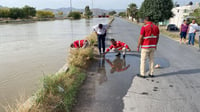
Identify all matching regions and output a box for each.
[139,0,173,23]
[36,10,55,18]
[84,6,92,18]
[127,3,138,21]
[118,12,126,17]
[0,8,10,18]
[57,11,63,16]
[189,8,200,24]
[68,11,81,19]
[22,5,36,18]
[9,8,25,19]
[109,10,117,16]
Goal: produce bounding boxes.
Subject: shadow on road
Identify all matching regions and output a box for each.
[156,68,200,78]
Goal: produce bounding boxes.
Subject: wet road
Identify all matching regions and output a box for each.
[74,17,200,112]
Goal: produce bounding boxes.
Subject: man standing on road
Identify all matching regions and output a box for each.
[188,19,198,46]
[192,24,200,50]
[93,24,108,54]
[137,17,160,78]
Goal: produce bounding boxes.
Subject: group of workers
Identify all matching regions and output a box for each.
[70,16,160,78]
[70,23,131,58]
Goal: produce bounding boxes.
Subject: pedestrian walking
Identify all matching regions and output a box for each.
[93,24,108,54]
[179,20,189,44]
[188,19,198,46]
[137,16,160,78]
[104,38,131,58]
[70,39,89,48]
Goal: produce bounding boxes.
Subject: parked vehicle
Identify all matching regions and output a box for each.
[167,24,179,31]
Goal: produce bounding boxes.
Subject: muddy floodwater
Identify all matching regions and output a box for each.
[0,18,109,111]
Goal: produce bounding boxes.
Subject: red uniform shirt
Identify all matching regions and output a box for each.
[140,22,159,49]
[73,40,86,48]
[106,41,129,52]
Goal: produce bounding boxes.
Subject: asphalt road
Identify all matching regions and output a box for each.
[73,17,200,112]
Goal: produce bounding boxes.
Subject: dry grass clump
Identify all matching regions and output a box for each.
[68,47,94,68]
[3,95,39,112]
[159,27,179,40]
[34,66,86,112]
[86,32,97,46]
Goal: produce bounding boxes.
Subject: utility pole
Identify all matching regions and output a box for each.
[91,0,94,17]
[92,0,93,9]
[70,0,72,12]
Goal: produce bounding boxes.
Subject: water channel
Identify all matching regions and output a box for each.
[0,18,109,110]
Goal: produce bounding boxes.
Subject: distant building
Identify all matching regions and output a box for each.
[168,2,200,28]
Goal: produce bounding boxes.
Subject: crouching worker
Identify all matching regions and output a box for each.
[70,40,89,48]
[104,39,131,58]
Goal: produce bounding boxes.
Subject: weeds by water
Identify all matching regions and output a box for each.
[86,32,97,46]
[34,66,86,112]
[68,47,94,68]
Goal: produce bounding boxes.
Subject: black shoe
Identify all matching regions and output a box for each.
[148,74,154,77]
[137,74,146,78]
[115,52,121,56]
[123,55,125,58]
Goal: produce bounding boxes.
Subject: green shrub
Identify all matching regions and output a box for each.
[68,11,81,19]
[36,10,55,18]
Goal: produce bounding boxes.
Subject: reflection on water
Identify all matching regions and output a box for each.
[97,58,107,85]
[0,18,109,111]
[105,56,130,74]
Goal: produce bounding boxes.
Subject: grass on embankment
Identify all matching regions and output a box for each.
[34,66,86,112]
[4,17,114,112]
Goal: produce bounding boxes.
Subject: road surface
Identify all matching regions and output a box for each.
[73,17,200,112]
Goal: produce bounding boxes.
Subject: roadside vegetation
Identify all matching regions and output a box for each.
[0,5,36,19]
[36,10,55,18]
[118,12,126,17]
[68,11,81,19]
[4,17,114,112]
[84,6,93,19]
[0,5,57,23]
[109,10,117,16]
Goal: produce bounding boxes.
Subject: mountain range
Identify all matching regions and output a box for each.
[42,7,125,16]
[0,5,125,16]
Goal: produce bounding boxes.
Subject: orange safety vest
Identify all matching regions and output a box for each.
[141,23,159,49]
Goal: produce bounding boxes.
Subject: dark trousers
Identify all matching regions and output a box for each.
[199,36,200,49]
[98,34,106,53]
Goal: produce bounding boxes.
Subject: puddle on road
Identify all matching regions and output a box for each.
[73,52,170,112]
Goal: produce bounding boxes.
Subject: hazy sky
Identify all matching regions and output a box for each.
[0,0,199,9]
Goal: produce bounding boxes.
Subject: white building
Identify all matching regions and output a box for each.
[169,2,200,28]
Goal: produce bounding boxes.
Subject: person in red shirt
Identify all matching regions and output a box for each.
[137,16,160,78]
[70,40,89,48]
[104,38,131,58]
